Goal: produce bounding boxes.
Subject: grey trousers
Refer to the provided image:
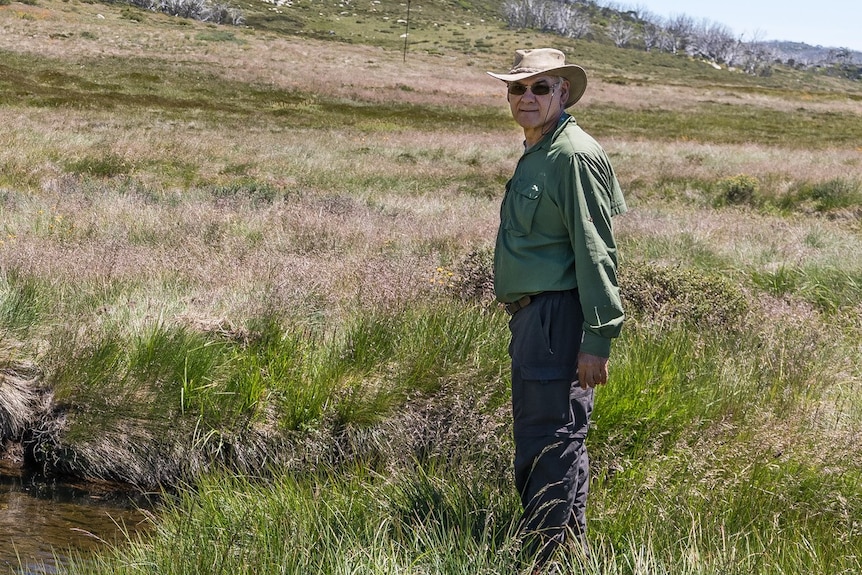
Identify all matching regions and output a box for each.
[508,289,594,566]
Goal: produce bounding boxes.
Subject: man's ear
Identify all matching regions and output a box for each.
[559,80,570,104]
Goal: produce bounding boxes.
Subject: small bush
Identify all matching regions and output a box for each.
[210,180,280,205]
[716,173,760,206]
[448,248,495,304]
[620,260,749,329]
[65,153,133,178]
[196,30,242,43]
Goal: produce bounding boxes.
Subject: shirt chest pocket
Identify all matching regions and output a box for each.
[502,181,543,237]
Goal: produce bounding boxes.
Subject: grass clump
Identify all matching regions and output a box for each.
[64,153,136,179]
[751,264,862,312]
[0,270,45,334]
[208,180,282,205]
[29,302,511,487]
[71,467,524,575]
[779,177,862,214]
[592,452,862,575]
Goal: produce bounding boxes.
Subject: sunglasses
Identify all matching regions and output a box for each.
[507,81,558,96]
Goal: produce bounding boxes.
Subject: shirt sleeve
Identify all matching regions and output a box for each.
[557,148,625,358]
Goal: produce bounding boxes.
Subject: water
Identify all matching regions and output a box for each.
[0,463,152,574]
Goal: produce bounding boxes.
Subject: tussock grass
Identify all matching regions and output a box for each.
[23,301,510,487]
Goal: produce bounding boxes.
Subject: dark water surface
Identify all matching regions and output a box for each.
[0,463,152,574]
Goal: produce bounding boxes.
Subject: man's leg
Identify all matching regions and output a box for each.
[508,290,592,566]
[513,386,593,566]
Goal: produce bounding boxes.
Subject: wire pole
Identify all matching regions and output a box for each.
[402,0,411,62]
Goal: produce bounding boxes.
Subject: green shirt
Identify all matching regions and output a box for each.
[494,114,628,357]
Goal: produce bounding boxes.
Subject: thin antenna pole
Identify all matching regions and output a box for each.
[402,0,411,62]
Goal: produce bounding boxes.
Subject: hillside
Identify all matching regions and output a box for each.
[3,0,861,131]
[5,0,862,93]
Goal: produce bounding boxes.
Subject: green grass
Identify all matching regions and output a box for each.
[0,269,45,334]
[68,468,524,575]
[751,264,862,311]
[593,456,862,574]
[37,273,859,573]
[779,177,862,212]
[581,103,862,148]
[32,299,511,486]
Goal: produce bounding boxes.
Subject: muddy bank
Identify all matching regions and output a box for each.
[2,346,507,492]
[1,353,280,490]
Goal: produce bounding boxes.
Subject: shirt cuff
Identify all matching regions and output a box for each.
[580,331,612,358]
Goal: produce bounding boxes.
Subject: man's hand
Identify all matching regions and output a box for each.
[577,352,609,389]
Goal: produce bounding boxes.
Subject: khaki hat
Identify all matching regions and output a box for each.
[487,48,587,108]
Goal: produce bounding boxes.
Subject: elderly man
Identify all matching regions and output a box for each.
[487,48,627,569]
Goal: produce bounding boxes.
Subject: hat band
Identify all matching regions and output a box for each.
[508,67,544,74]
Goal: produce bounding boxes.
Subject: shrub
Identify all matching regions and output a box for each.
[715,173,760,207]
[619,260,749,329]
[64,153,133,178]
[449,248,495,305]
[210,180,280,205]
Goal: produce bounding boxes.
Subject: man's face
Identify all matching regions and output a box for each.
[507,75,568,132]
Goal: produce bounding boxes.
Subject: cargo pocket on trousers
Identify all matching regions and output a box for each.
[514,364,572,435]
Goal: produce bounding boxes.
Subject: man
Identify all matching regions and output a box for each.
[487,48,627,569]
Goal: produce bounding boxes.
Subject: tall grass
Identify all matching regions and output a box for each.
[70,453,861,574]
[46,282,861,573]
[0,269,45,334]
[27,300,511,487]
[69,468,523,575]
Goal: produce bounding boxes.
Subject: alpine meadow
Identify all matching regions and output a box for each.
[1,0,861,573]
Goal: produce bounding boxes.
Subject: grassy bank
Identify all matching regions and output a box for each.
[1,0,861,573]
[65,314,862,574]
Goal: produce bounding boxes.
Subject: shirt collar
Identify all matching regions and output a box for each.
[523,113,571,152]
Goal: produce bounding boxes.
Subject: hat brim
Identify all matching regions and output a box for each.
[487,64,587,108]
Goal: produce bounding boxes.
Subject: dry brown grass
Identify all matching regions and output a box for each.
[2,1,860,343]
[609,139,862,183]
[5,1,862,117]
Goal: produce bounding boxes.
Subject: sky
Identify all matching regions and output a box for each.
[636,0,862,51]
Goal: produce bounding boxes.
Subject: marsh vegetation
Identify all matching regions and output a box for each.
[1,0,861,573]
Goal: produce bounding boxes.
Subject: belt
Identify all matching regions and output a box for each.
[504,295,532,315]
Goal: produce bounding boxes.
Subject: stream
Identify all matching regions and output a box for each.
[0,462,152,574]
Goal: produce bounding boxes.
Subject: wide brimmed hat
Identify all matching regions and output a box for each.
[487,48,587,108]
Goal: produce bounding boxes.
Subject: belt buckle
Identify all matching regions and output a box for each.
[505,295,531,315]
